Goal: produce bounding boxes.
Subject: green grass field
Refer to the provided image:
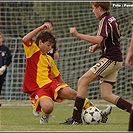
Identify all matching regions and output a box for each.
[0,100,130,132]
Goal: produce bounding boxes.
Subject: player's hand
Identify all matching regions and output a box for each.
[89,45,97,53]
[0,65,6,75]
[70,27,78,36]
[89,44,101,53]
[125,52,133,68]
[41,23,52,31]
[125,60,133,68]
[89,46,94,53]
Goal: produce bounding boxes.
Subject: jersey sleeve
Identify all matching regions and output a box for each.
[22,40,39,58]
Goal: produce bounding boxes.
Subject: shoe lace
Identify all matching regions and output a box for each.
[41,115,48,122]
[72,121,79,125]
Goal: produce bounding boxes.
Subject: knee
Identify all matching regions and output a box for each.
[78,76,89,86]
[78,76,84,85]
[101,93,110,101]
[101,93,107,100]
[70,91,77,100]
[41,103,54,114]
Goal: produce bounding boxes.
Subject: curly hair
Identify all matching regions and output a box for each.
[35,31,56,46]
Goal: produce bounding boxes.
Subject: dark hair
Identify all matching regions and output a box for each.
[43,19,53,27]
[35,31,56,46]
[90,2,111,11]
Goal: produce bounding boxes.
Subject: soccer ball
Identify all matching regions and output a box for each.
[82,106,102,125]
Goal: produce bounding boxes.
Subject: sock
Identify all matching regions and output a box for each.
[72,96,85,122]
[83,98,94,110]
[115,97,132,113]
[128,106,133,131]
[41,108,50,117]
[44,113,50,118]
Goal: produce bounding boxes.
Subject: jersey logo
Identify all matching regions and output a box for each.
[35,95,39,100]
[108,17,116,23]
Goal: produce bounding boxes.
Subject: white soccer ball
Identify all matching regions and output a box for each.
[82,106,102,125]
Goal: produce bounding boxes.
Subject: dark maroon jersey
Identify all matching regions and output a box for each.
[97,12,123,62]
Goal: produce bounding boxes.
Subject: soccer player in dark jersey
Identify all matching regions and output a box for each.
[125,22,133,131]
[0,32,12,106]
[60,2,133,125]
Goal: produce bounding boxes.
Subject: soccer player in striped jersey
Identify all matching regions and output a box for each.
[125,22,133,131]
[60,2,133,125]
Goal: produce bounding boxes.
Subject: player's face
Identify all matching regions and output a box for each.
[92,5,101,18]
[39,40,53,54]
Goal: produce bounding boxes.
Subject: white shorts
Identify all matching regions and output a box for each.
[90,58,122,84]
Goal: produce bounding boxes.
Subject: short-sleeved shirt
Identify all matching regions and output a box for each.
[22,40,60,94]
[97,12,123,62]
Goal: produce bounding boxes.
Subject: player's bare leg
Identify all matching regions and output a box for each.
[101,81,133,123]
[39,98,54,124]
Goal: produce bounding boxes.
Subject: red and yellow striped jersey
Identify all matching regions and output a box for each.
[22,40,60,94]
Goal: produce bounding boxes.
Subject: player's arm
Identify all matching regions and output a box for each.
[70,27,103,44]
[56,75,65,83]
[125,32,133,68]
[22,23,51,43]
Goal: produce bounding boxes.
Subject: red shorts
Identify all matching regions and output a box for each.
[30,79,68,112]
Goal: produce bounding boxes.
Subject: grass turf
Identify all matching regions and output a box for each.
[0,101,130,132]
